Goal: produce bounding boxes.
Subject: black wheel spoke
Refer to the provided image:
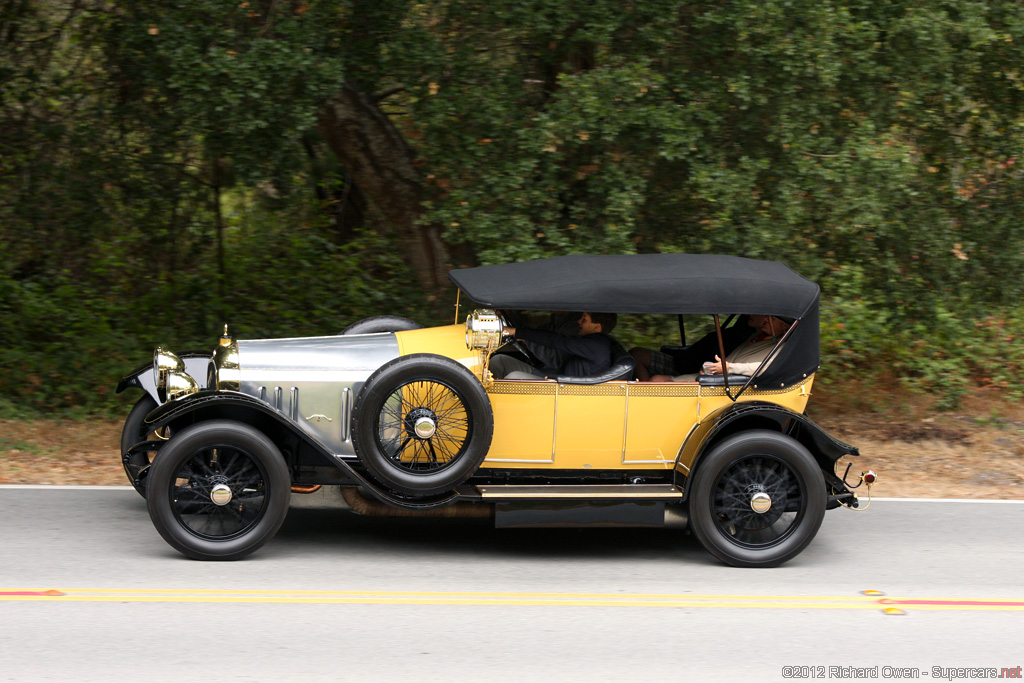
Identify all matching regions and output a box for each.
[170,443,270,541]
[374,378,473,474]
[355,355,493,497]
[711,454,804,549]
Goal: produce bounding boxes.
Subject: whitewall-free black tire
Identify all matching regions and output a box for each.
[146,420,291,561]
[352,354,493,496]
[688,430,826,568]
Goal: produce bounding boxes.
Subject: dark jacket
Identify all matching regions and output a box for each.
[514,327,613,377]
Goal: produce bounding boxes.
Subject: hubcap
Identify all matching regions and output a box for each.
[210,484,233,506]
[405,406,439,440]
[413,416,437,439]
[378,379,472,473]
[750,491,772,514]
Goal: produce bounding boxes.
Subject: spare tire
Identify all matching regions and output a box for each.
[351,353,493,496]
[341,316,421,335]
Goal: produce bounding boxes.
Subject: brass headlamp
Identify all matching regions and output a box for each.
[153,347,199,402]
[465,309,503,351]
[465,309,505,382]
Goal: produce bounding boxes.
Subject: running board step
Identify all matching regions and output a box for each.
[475,484,682,500]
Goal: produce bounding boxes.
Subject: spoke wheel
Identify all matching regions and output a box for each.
[376,380,471,473]
[120,394,163,498]
[352,354,493,496]
[711,455,801,546]
[341,315,421,335]
[146,421,290,561]
[689,430,825,568]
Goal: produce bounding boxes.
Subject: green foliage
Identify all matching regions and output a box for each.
[4,0,1024,415]
[103,1,346,184]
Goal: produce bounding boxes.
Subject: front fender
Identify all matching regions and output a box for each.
[143,391,464,512]
[116,351,213,403]
[143,390,345,465]
[675,402,858,501]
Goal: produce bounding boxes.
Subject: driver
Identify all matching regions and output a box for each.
[499,310,581,370]
[490,312,617,379]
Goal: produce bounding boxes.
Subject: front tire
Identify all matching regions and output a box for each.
[352,354,493,496]
[688,430,826,568]
[146,421,291,561]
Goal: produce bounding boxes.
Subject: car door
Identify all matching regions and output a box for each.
[622,383,700,467]
[483,381,558,464]
[552,382,628,468]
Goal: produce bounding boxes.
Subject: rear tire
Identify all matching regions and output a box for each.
[688,430,825,568]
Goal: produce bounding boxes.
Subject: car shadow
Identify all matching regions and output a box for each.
[273,506,712,564]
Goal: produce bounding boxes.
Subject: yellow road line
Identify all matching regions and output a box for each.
[1,588,874,599]
[1,589,1022,610]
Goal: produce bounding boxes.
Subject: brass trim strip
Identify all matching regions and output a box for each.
[557,383,629,397]
[620,382,630,462]
[617,384,702,397]
[483,457,557,464]
[476,484,682,499]
[550,382,559,461]
[488,376,813,398]
[487,382,558,396]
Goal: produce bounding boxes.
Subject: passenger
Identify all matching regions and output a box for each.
[649,314,792,382]
[491,312,618,380]
[631,316,750,382]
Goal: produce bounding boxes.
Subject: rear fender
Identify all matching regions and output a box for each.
[675,402,858,501]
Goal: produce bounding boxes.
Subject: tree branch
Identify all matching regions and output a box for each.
[373,85,406,102]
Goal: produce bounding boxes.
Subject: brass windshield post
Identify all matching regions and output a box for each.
[454,290,461,325]
[713,314,729,377]
[714,313,733,399]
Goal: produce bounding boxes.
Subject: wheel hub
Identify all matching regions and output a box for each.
[750,491,772,514]
[210,484,233,506]
[207,475,232,507]
[405,407,437,440]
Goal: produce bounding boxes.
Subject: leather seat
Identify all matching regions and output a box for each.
[555,338,636,384]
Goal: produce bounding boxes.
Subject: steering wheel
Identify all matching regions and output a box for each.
[496,311,544,368]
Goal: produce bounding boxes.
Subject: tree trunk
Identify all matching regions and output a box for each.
[317,83,453,294]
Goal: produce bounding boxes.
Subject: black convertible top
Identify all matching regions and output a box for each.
[450,254,821,386]
[448,254,818,319]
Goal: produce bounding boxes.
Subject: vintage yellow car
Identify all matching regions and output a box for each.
[117,254,872,566]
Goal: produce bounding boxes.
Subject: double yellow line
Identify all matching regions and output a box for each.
[2,588,1023,611]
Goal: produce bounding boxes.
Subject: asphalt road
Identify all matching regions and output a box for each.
[1,486,1021,683]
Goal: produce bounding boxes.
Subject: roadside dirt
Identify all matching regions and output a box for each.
[1,385,1022,499]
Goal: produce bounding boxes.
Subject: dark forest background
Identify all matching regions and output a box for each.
[4,0,1024,416]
